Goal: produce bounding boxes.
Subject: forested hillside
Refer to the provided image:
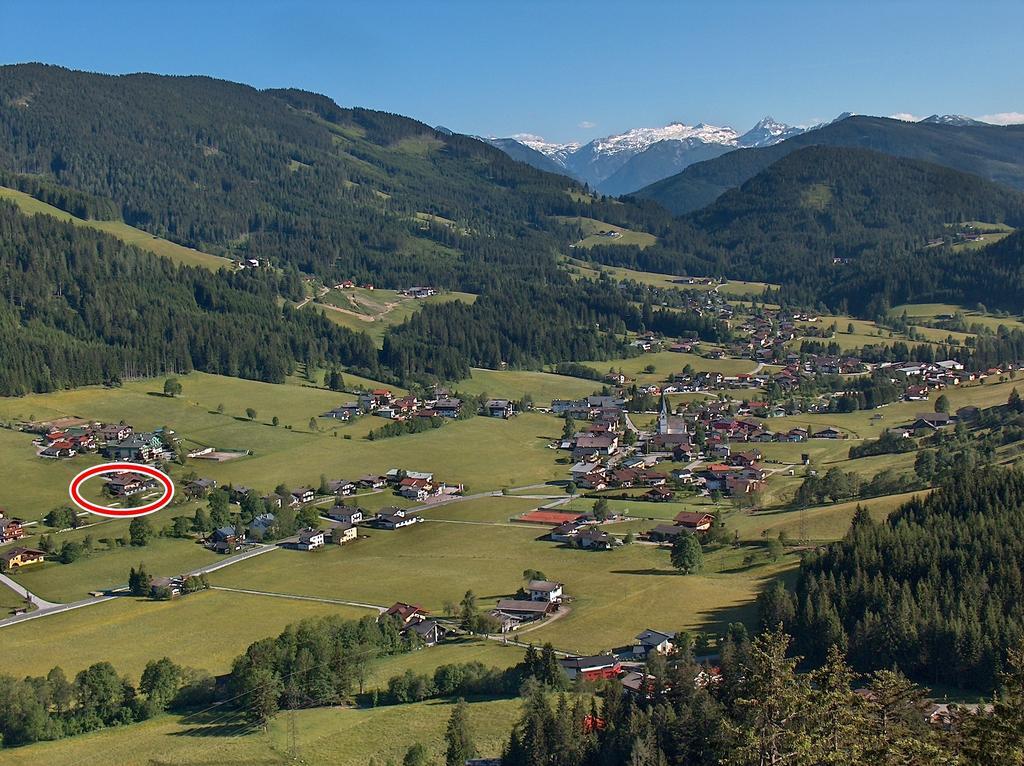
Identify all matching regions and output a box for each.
[4,65,1024,389]
[583,146,1024,314]
[635,114,1024,214]
[0,202,378,394]
[793,467,1024,692]
[0,63,653,290]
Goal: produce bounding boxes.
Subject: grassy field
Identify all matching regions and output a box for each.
[0,590,372,682]
[209,511,790,654]
[577,350,755,387]
[3,695,521,766]
[0,374,569,524]
[890,302,1024,333]
[315,288,476,346]
[553,216,657,249]
[0,185,232,271]
[725,491,921,543]
[9,533,219,603]
[453,368,600,406]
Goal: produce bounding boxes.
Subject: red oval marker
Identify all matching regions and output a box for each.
[69,463,175,518]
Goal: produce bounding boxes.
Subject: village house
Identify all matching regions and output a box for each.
[321,403,361,421]
[0,514,26,543]
[633,629,675,658]
[493,598,553,624]
[433,398,463,418]
[248,513,276,539]
[673,512,714,532]
[559,655,622,682]
[328,505,364,524]
[0,547,46,570]
[910,412,953,431]
[483,399,514,418]
[645,486,675,502]
[149,576,184,599]
[358,474,388,489]
[291,486,316,504]
[383,602,428,627]
[105,432,165,462]
[331,522,358,545]
[209,526,244,554]
[106,472,158,497]
[527,579,564,603]
[407,618,446,646]
[811,427,845,440]
[647,524,686,542]
[296,528,325,551]
[572,434,619,461]
[98,423,133,443]
[374,508,423,530]
[576,526,617,550]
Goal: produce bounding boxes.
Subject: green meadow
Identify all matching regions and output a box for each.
[0,589,374,682]
[0,185,232,271]
[5,696,521,766]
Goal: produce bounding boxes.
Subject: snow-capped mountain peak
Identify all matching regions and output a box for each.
[490,114,809,193]
[509,133,580,163]
[589,121,740,156]
[919,114,988,127]
[738,115,807,147]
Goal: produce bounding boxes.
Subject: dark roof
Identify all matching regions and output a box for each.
[495,599,552,614]
[559,655,619,671]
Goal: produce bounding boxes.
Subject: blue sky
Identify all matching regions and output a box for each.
[2,0,1021,143]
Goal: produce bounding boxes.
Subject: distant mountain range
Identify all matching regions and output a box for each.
[634,115,1024,214]
[484,116,810,194]
[485,113,1012,197]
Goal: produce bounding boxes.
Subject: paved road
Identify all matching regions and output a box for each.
[0,592,115,629]
[0,542,281,629]
[0,572,59,610]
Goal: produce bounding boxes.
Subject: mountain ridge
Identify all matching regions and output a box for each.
[634,115,1024,214]
[486,115,809,192]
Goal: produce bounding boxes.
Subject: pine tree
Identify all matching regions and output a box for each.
[725,627,811,766]
[445,698,476,766]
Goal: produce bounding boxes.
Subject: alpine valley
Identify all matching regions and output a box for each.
[5,55,1024,766]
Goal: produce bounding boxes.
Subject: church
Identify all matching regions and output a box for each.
[657,394,689,436]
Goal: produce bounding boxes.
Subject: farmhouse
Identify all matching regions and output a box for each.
[327,505,364,524]
[645,486,675,502]
[291,487,316,504]
[633,629,675,657]
[331,522,358,545]
[248,513,276,539]
[494,599,553,623]
[576,526,617,550]
[106,472,158,497]
[383,602,428,627]
[0,515,26,542]
[527,580,564,603]
[41,440,77,458]
[811,427,844,440]
[433,398,463,418]
[0,547,46,570]
[149,576,184,599]
[559,655,622,682]
[647,524,686,542]
[911,412,953,430]
[483,399,514,419]
[209,526,244,554]
[407,619,447,646]
[105,432,165,462]
[374,509,423,530]
[673,512,714,532]
[296,528,325,551]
